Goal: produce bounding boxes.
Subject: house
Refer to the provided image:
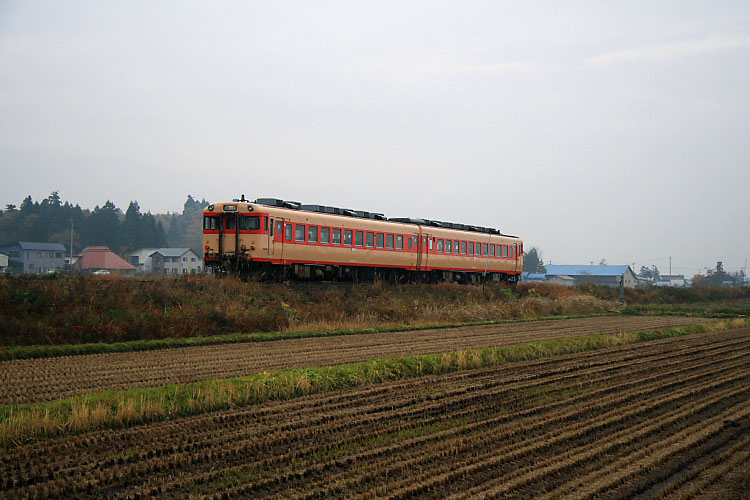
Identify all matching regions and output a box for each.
[149,248,203,275]
[548,275,576,287]
[77,246,136,274]
[0,252,8,272]
[545,265,638,288]
[126,248,159,273]
[0,241,67,274]
[520,272,547,283]
[656,274,688,287]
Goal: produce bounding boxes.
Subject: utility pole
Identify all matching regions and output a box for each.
[70,211,74,272]
[669,257,672,276]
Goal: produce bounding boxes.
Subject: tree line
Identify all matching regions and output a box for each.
[0,192,209,255]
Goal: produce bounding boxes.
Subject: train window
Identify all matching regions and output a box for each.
[477,244,482,256]
[483,243,489,256]
[286,224,293,241]
[386,234,394,249]
[489,245,494,257]
[333,228,341,245]
[344,230,353,245]
[239,216,259,231]
[429,239,433,250]
[366,232,374,248]
[203,216,219,230]
[276,220,283,235]
[461,241,466,254]
[308,226,318,243]
[446,240,451,253]
[295,224,305,242]
[356,231,364,246]
[269,219,274,236]
[407,237,413,250]
[504,245,509,258]
[396,235,403,250]
[469,243,474,255]
[226,217,236,230]
[454,240,459,254]
[437,239,444,252]
[376,234,384,249]
[321,227,330,244]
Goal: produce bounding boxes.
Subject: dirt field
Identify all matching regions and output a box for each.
[0,315,703,404]
[1,326,748,499]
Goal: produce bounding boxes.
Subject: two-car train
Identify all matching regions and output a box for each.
[203,197,523,283]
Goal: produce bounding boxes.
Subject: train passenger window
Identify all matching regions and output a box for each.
[386,234,394,249]
[308,226,318,243]
[286,224,292,241]
[461,241,466,254]
[376,234,384,249]
[321,227,330,244]
[429,239,433,250]
[269,219,274,236]
[366,232,374,248]
[295,224,305,242]
[510,247,514,259]
[446,240,451,253]
[469,243,474,255]
[437,239,444,252]
[396,235,403,250]
[356,231,364,246]
[239,216,259,231]
[483,243,489,256]
[504,245,509,258]
[489,245,494,257]
[226,217,236,230]
[333,228,341,244]
[407,237,413,250]
[344,230,353,246]
[203,216,219,230]
[276,220,283,235]
[454,240,459,254]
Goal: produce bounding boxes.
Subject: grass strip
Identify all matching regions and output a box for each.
[1,318,746,448]
[0,312,619,361]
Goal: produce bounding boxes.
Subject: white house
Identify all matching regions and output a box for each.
[128,248,203,274]
[149,248,203,275]
[0,252,8,272]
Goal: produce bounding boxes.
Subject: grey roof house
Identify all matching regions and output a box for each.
[148,248,203,275]
[0,241,67,274]
[545,265,637,288]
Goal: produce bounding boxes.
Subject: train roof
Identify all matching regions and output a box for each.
[220,196,519,239]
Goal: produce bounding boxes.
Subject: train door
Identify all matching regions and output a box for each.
[413,231,422,270]
[221,213,238,259]
[272,218,286,261]
[419,232,431,270]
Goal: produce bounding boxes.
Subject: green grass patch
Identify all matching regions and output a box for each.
[1,318,746,448]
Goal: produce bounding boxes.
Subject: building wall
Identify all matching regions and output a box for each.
[152,250,203,275]
[0,253,8,269]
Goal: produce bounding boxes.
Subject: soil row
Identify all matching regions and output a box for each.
[0,315,701,404]
[1,326,748,499]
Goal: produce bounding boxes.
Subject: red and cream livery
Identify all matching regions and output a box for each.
[203,197,523,282]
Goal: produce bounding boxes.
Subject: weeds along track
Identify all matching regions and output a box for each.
[0,315,701,405]
[2,327,749,499]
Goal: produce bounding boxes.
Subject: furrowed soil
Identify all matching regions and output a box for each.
[2,327,748,499]
[0,315,702,405]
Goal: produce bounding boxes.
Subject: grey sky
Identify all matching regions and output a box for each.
[1,1,749,275]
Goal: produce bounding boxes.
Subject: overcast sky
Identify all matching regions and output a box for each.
[1,1,748,275]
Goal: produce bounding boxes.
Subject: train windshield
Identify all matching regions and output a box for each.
[203,216,219,230]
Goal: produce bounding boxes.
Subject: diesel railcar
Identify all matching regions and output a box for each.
[203,197,523,283]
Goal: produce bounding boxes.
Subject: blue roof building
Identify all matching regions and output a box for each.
[545,265,637,288]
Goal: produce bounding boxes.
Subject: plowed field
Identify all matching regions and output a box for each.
[0,315,702,404]
[3,327,748,499]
